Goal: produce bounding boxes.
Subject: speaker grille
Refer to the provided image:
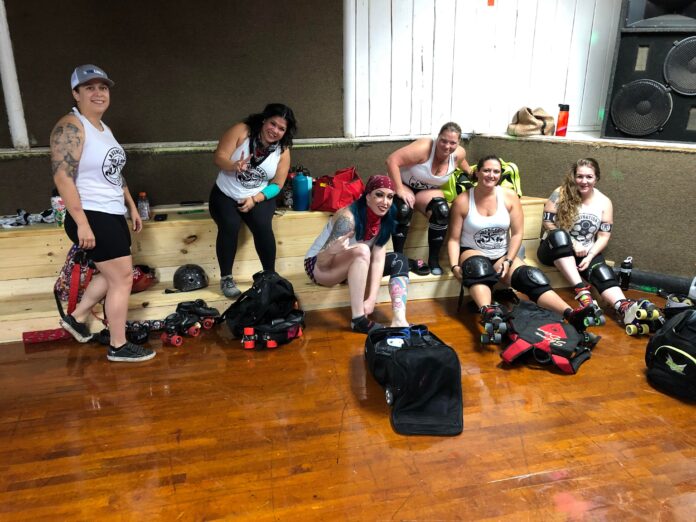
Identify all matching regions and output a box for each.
[610,79,673,136]
[664,36,696,95]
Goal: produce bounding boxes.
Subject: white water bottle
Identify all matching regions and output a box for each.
[137,192,150,221]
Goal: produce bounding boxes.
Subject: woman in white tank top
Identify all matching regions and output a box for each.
[385,122,470,275]
[51,64,154,362]
[448,156,598,336]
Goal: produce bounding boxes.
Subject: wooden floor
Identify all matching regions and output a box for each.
[0,289,694,521]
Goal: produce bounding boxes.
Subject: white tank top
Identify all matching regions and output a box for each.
[566,188,606,249]
[72,108,126,214]
[460,186,510,259]
[215,137,282,201]
[305,214,377,258]
[399,139,456,189]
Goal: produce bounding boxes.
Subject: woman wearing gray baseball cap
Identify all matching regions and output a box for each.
[51,64,155,363]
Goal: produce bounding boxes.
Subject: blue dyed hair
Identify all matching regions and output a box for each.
[349,194,396,247]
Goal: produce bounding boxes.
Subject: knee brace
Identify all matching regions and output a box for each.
[426,197,449,226]
[542,229,574,260]
[460,255,499,288]
[588,262,619,293]
[385,252,409,279]
[393,197,413,226]
[511,265,551,302]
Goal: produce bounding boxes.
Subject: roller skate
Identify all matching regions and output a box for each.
[564,302,602,333]
[160,312,201,347]
[479,303,508,345]
[175,299,220,330]
[617,299,664,336]
[241,327,279,350]
[573,285,606,327]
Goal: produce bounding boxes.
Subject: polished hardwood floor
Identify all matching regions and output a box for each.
[0,289,694,521]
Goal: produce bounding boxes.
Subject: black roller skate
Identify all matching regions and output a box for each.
[564,303,602,333]
[241,327,279,350]
[175,299,220,330]
[617,299,664,336]
[160,312,201,347]
[480,303,508,344]
[573,285,606,327]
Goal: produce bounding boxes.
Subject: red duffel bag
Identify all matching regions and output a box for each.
[310,167,366,212]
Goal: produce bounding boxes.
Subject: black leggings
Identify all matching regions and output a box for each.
[209,184,277,277]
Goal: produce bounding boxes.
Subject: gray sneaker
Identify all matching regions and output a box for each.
[59,314,92,343]
[220,276,241,298]
[107,341,156,362]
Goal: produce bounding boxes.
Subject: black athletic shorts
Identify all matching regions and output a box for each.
[65,210,132,262]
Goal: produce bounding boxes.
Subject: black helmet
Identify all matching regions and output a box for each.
[173,264,208,292]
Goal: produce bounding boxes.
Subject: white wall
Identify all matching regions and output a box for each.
[344,0,622,137]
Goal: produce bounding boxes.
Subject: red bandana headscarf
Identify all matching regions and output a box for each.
[363,175,395,241]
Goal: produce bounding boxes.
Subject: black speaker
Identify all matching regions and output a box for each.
[602,0,696,142]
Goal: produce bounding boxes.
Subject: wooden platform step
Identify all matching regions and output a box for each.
[0,198,566,343]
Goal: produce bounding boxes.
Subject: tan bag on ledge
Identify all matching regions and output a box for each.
[507,107,555,136]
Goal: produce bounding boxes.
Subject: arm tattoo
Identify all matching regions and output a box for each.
[50,123,81,179]
[320,213,354,252]
[549,189,560,204]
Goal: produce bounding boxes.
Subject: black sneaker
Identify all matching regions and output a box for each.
[59,314,92,343]
[107,341,156,362]
[350,315,384,334]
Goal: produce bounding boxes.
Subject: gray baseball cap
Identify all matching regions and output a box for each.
[70,64,114,89]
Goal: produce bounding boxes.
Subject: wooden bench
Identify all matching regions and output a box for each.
[0,197,567,344]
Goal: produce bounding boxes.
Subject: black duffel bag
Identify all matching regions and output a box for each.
[646,310,696,400]
[365,325,463,436]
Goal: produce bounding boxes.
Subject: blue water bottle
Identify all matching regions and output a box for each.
[292,168,312,211]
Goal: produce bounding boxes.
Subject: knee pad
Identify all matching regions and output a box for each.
[543,229,574,260]
[393,197,413,226]
[588,262,619,293]
[460,255,499,288]
[511,265,551,301]
[426,197,449,226]
[385,252,409,279]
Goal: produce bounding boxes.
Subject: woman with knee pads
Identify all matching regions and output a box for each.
[537,158,656,330]
[304,176,410,334]
[447,156,599,341]
[386,122,470,275]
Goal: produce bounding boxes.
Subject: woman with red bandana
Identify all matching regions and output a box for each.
[304,175,410,334]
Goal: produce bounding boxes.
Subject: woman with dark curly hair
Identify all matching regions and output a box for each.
[537,158,657,330]
[210,103,296,298]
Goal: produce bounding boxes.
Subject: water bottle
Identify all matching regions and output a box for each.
[555,104,569,136]
[137,192,151,221]
[619,256,633,290]
[292,169,312,211]
[50,189,66,227]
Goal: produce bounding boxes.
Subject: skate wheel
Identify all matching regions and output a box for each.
[638,324,650,335]
[597,315,606,326]
[243,339,255,349]
[170,335,183,347]
[647,310,660,320]
[584,317,595,327]
[243,327,255,336]
[484,323,495,335]
[481,334,491,344]
[187,325,201,337]
[385,386,394,405]
[635,309,649,320]
[201,318,214,329]
[160,332,168,343]
[266,339,278,349]
[625,324,638,335]
[498,323,507,334]
[492,333,502,344]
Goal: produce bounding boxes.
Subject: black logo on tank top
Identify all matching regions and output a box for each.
[474,227,507,250]
[236,165,267,189]
[102,147,126,186]
[569,213,599,246]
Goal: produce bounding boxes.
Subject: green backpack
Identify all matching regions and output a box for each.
[444,159,522,203]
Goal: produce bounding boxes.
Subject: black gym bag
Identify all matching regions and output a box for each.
[223,270,300,337]
[645,310,696,400]
[365,325,463,436]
